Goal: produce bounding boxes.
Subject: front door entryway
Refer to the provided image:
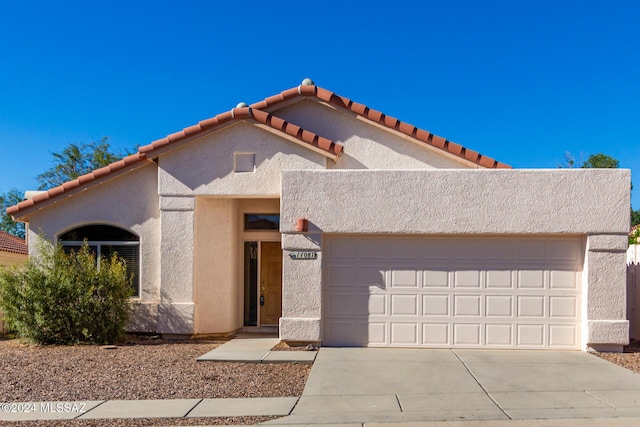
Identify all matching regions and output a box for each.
[243,241,282,327]
[260,241,282,325]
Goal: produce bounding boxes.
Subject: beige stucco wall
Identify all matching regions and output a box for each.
[280,168,631,350]
[24,164,162,332]
[0,251,27,267]
[193,197,238,334]
[274,99,475,170]
[193,197,279,335]
[158,122,327,197]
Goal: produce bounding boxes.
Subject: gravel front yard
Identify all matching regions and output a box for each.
[4,336,640,427]
[595,341,640,373]
[0,336,311,426]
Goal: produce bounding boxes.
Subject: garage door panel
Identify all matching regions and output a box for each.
[550,239,582,262]
[549,325,578,347]
[422,323,450,345]
[518,240,546,261]
[326,292,360,317]
[454,324,482,345]
[518,270,545,289]
[423,295,450,316]
[424,270,449,287]
[324,236,582,349]
[454,295,482,316]
[549,296,578,318]
[455,240,485,260]
[517,324,545,346]
[486,295,513,317]
[550,270,579,289]
[486,270,513,288]
[391,270,420,288]
[324,320,365,346]
[356,265,385,288]
[486,240,516,261]
[369,294,387,316]
[454,270,481,288]
[327,265,356,285]
[486,324,513,346]
[390,322,419,345]
[391,294,418,315]
[517,296,546,317]
[368,322,387,345]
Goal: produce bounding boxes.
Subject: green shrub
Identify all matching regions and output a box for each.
[0,240,132,344]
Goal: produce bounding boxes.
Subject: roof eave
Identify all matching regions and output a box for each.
[8,158,153,220]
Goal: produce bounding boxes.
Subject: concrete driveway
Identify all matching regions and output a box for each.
[265,348,640,424]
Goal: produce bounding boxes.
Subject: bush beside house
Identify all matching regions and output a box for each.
[0,231,28,336]
[0,241,132,344]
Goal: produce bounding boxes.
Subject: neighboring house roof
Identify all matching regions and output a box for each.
[0,231,28,255]
[7,80,510,218]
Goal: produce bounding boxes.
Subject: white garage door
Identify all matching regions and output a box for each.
[323,236,583,349]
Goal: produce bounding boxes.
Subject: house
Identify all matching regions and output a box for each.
[7,79,631,351]
[0,231,27,267]
[0,230,28,335]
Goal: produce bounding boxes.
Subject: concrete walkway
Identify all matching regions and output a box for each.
[197,333,317,363]
[6,343,640,425]
[266,348,640,425]
[0,397,298,421]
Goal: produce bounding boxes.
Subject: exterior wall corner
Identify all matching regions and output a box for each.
[279,317,321,343]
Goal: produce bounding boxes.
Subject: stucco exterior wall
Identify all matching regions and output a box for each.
[24,164,161,332]
[274,100,473,170]
[193,197,239,334]
[158,122,326,197]
[0,251,27,267]
[193,197,280,335]
[280,168,631,349]
[281,169,629,235]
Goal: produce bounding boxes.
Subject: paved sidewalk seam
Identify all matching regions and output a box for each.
[183,398,203,417]
[451,348,513,420]
[73,400,105,420]
[585,390,616,409]
[395,395,403,412]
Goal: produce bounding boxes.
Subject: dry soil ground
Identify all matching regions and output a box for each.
[2,336,640,427]
[0,336,311,426]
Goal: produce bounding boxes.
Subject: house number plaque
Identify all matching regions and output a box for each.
[289,251,317,260]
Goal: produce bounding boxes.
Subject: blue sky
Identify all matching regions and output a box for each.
[1,1,639,209]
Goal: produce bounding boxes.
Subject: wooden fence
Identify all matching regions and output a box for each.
[628,245,640,340]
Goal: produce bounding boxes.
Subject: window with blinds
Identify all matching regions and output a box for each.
[59,225,140,297]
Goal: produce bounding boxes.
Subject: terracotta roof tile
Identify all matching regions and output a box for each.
[0,231,28,255]
[431,135,446,149]
[7,152,149,216]
[415,128,431,142]
[7,81,509,217]
[446,141,463,156]
[249,108,344,156]
[253,84,510,169]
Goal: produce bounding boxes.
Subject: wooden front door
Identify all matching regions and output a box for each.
[260,242,282,325]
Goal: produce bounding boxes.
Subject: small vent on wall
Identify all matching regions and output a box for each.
[234,152,256,173]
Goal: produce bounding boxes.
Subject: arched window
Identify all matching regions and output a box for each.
[59,225,140,297]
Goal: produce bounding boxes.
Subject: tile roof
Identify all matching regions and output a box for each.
[139,106,344,158]
[7,80,509,218]
[251,84,511,169]
[0,231,28,255]
[7,153,151,216]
